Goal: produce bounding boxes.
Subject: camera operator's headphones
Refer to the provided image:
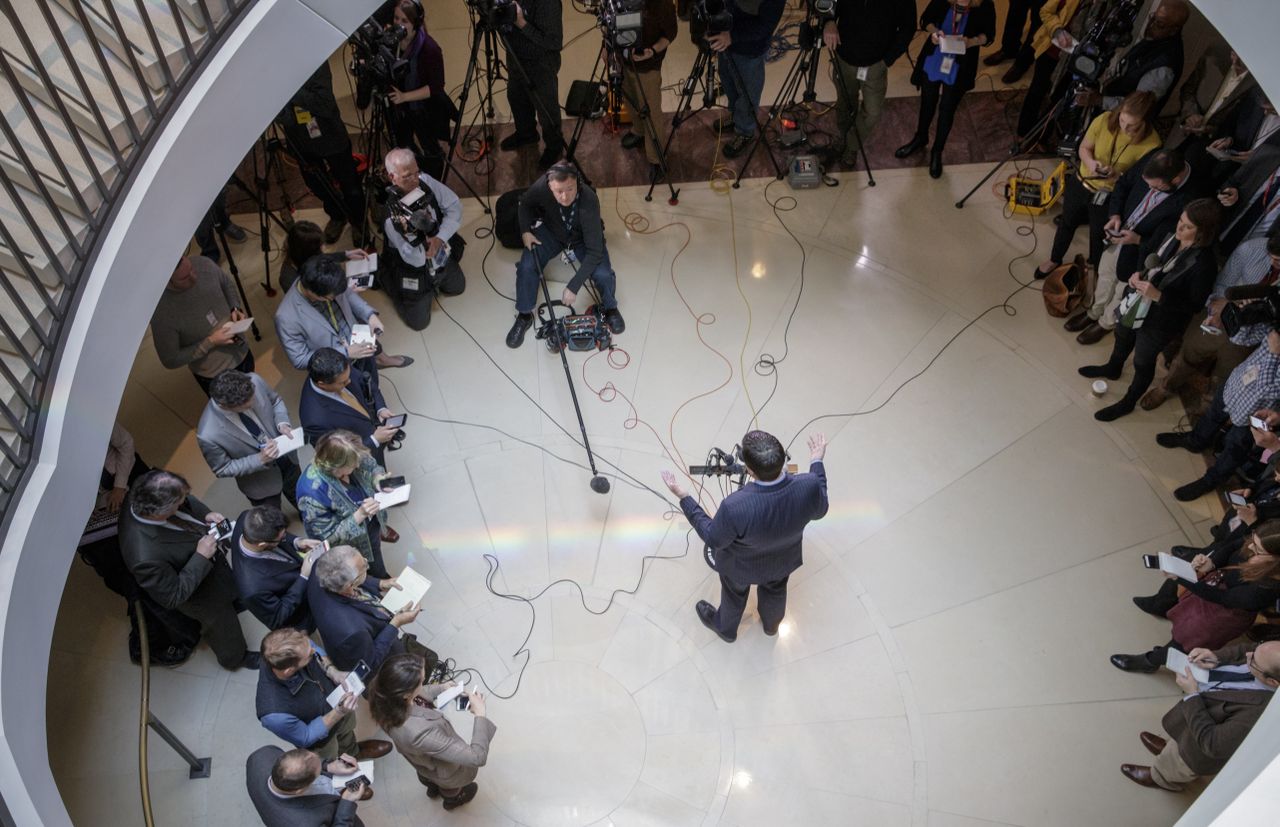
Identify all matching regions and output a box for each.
[547,161,580,181]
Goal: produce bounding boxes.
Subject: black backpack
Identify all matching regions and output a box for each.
[495,188,527,250]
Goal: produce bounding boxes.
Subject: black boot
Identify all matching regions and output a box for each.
[929,149,943,179]
[895,134,927,158]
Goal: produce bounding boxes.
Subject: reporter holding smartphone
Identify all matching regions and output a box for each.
[369,653,496,812]
[246,744,372,824]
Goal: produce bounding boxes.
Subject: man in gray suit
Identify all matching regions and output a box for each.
[245,745,368,826]
[662,430,829,642]
[198,371,300,511]
[274,254,410,372]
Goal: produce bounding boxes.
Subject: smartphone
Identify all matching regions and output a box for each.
[1250,415,1269,430]
[1141,554,1160,569]
[382,413,407,429]
[352,660,371,683]
[1228,492,1248,507]
[344,774,369,792]
[349,274,374,289]
[1105,228,1123,238]
[456,694,470,711]
[208,518,233,539]
[379,475,406,491]
[1200,324,1222,335]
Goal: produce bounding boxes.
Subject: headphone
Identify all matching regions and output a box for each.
[547,161,579,181]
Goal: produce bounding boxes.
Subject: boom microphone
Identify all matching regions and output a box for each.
[1224,283,1276,301]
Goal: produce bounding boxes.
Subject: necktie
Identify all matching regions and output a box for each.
[338,388,369,417]
[164,513,208,537]
[238,413,264,440]
[353,588,392,619]
[1208,666,1258,683]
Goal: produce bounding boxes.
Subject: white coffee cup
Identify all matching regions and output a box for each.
[1091,380,1108,398]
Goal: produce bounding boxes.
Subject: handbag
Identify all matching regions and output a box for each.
[1167,570,1258,650]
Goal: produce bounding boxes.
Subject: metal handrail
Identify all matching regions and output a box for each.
[0,0,252,520]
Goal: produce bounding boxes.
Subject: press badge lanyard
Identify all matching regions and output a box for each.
[939,11,967,75]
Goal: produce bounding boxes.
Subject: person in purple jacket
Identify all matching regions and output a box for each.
[663,430,830,642]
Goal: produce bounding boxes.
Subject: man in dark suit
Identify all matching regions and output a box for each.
[662,431,829,642]
[1217,143,1280,254]
[299,347,400,467]
[309,545,423,672]
[118,469,256,670]
[232,505,326,631]
[245,744,368,825]
[1121,640,1280,791]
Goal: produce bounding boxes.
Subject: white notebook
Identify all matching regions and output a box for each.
[325,671,367,708]
[344,253,378,277]
[1157,552,1199,582]
[381,565,432,612]
[330,760,375,790]
[225,317,254,334]
[1164,648,1210,684]
[374,484,410,510]
[350,324,376,347]
[271,428,304,456]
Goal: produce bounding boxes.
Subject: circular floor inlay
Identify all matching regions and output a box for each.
[484,660,647,827]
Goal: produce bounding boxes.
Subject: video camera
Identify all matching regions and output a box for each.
[1054,0,1142,156]
[467,0,518,32]
[385,185,440,248]
[1221,284,1280,337]
[690,0,733,42]
[349,17,408,95]
[596,0,646,50]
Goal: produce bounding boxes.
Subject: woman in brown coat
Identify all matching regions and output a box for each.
[368,653,497,810]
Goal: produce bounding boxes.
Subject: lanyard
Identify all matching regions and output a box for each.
[949,9,967,36]
[1105,135,1132,169]
[1262,170,1280,214]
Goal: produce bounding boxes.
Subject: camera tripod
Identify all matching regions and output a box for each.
[658,44,722,168]
[226,130,297,297]
[443,10,506,192]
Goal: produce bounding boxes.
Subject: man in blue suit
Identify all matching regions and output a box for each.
[663,431,829,642]
[299,348,400,467]
[231,505,326,631]
[309,545,424,673]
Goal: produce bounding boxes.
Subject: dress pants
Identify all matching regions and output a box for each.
[1016,52,1061,139]
[998,0,1046,56]
[914,81,966,152]
[506,53,563,149]
[1087,243,1128,326]
[1161,312,1255,394]
[392,108,446,181]
[718,51,766,138]
[382,258,466,331]
[311,709,358,761]
[831,57,888,155]
[515,225,618,315]
[247,455,302,512]
[1050,175,1109,267]
[178,563,248,670]
[295,147,366,230]
[1152,741,1198,791]
[1103,323,1173,408]
[620,65,666,164]
[1186,382,1259,485]
[713,573,790,637]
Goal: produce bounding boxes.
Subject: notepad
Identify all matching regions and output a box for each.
[434,681,466,710]
[325,670,367,708]
[330,760,375,790]
[374,484,410,510]
[345,253,378,277]
[271,428,304,456]
[225,317,254,334]
[1156,552,1199,582]
[1165,648,1210,683]
[380,565,432,612]
[939,35,966,55]
[350,324,376,346]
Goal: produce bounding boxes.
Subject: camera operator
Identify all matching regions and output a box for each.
[386,0,456,181]
[382,148,467,331]
[661,431,829,642]
[1070,0,1189,114]
[501,0,566,170]
[821,0,915,167]
[617,0,679,178]
[274,62,368,247]
[706,0,786,160]
[506,162,625,348]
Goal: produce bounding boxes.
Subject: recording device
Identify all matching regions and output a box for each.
[689,447,747,477]
[386,186,441,247]
[455,684,478,711]
[207,519,233,540]
[349,17,408,99]
[350,274,375,289]
[691,0,733,39]
[1141,554,1159,569]
[596,0,645,49]
[1250,416,1269,432]
[1055,0,1143,156]
[1220,283,1280,337]
[344,774,370,792]
[466,0,517,32]
[382,414,408,430]
[379,474,408,491]
[1228,491,1249,506]
[352,660,372,684]
[535,301,613,352]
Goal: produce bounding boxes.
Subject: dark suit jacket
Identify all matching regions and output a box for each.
[118,493,238,613]
[1220,144,1280,248]
[230,512,313,632]
[679,461,829,585]
[245,745,364,827]
[1161,642,1276,776]
[307,578,404,672]
[1132,241,1218,340]
[1107,154,1203,280]
[298,366,388,465]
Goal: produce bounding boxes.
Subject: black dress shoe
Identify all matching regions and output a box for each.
[1174,477,1216,502]
[240,651,261,671]
[928,150,943,179]
[894,135,927,158]
[1076,323,1112,345]
[1001,63,1029,84]
[603,307,626,334]
[621,132,644,149]
[506,313,534,348]
[500,132,539,151]
[983,50,1013,66]
[442,782,478,810]
[1140,731,1167,756]
[1063,311,1093,332]
[1094,400,1135,422]
[1156,431,1200,451]
[538,144,565,169]
[696,600,735,643]
[1078,363,1122,380]
[1110,653,1158,673]
[1132,595,1171,618]
[762,622,779,636]
[1121,764,1163,789]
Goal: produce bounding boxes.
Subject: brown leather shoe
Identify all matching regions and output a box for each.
[1139,386,1169,411]
[355,739,393,761]
[357,784,374,801]
[1076,323,1111,345]
[1140,731,1167,756]
[1063,312,1093,332]
[381,526,400,543]
[1121,764,1163,789]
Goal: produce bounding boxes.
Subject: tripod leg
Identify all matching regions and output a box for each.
[954,91,1069,209]
[215,227,261,341]
[826,48,875,187]
[723,49,788,188]
[614,56,679,204]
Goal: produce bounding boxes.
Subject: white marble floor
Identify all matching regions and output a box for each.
[49,158,1221,826]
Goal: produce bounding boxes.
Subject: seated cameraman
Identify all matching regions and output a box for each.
[507,162,625,348]
[706,0,786,159]
[382,148,467,331]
